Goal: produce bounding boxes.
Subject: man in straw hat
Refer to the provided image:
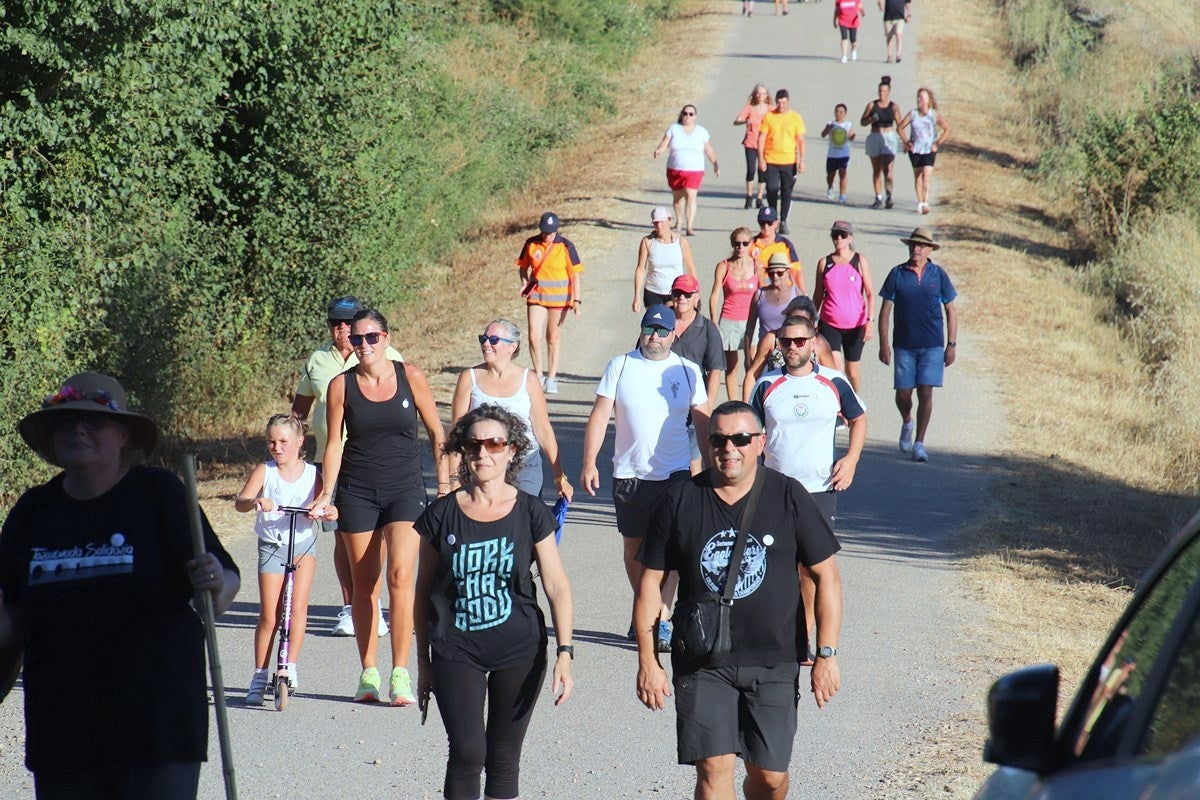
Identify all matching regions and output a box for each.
[1,371,239,796]
[877,227,958,462]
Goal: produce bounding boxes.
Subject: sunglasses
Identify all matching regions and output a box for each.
[53,413,115,432]
[479,334,516,346]
[832,232,850,240]
[348,331,384,347]
[777,335,811,349]
[328,318,352,328]
[682,111,696,117]
[708,432,763,448]
[670,289,697,298]
[461,437,509,455]
[641,325,672,337]
[735,240,752,247]
[767,269,788,278]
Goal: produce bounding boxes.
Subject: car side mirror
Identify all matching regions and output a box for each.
[983,664,1059,773]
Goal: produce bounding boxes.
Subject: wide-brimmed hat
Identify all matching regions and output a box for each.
[900,227,941,250]
[18,372,158,466]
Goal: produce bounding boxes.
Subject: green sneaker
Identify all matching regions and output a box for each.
[354,667,382,703]
[390,666,415,707]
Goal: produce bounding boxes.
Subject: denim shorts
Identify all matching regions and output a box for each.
[893,346,945,389]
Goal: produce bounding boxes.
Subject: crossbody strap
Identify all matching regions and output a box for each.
[722,468,766,603]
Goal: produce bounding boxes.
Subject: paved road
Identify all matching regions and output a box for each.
[0,4,1005,798]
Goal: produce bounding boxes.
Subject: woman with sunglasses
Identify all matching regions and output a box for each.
[313,308,450,705]
[813,220,876,393]
[741,253,801,397]
[653,104,720,236]
[632,206,698,312]
[709,227,761,402]
[415,404,574,800]
[450,319,573,501]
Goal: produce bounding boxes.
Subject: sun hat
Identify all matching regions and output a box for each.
[651,207,671,222]
[900,227,941,250]
[671,274,701,294]
[830,220,853,235]
[767,253,790,270]
[18,372,158,466]
[539,211,560,234]
[326,295,364,321]
[641,304,677,330]
[757,206,778,224]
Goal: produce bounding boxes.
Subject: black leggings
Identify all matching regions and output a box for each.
[435,650,547,800]
[764,162,798,222]
[743,146,766,184]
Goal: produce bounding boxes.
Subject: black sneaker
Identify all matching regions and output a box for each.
[871,196,883,209]
[885,193,894,209]
[755,197,764,208]
[744,196,753,209]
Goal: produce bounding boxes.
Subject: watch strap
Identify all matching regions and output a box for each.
[557,645,574,658]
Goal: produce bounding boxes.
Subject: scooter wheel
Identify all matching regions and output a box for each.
[274,675,289,712]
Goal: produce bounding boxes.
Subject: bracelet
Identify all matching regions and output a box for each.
[557,645,574,659]
[572,298,582,304]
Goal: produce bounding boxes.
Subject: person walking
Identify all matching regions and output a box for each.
[1,372,240,799]
[312,309,451,704]
[861,75,903,209]
[668,273,725,474]
[710,229,761,402]
[653,104,720,236]
[877,227,958,462]
[292,294,397,638]
[580,305,710,645]
[742,294,841,398]
[880,0,912,62]
[898,87,951,214]
[822,103,857,204]
[733,84,774,209]
[749,206,804,290]
[835,0,865,63]
[516,211,584,394]
[742,254,802,400]
[634,401,843,800]
[449,318,573,501]
[632,206,698,312]
[751,314,866,664]
[813,220,876,392]
[414,405,574,800]
[757,89,806,235]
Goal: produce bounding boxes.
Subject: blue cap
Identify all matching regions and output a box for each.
[539,212,559,234]
[757,206,778,224]
[327,295,363,321]
[640,304,676,329]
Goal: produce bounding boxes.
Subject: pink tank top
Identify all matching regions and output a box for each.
[721,261,760,321]
[819,253,868,329]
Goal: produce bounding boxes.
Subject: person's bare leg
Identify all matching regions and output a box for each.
[545,306,569,380]
[914,384,934,443]
[870,155,885,197]
[922,165,935,206]
[286,553,318,662]
[896,26,905,60]
[884,155,895,198]
[684,187,699,233]
[724,350,740,402]
[343,530,384,666]
[895,387,914,425]
[694,755,737,800]
[830,348,846,372]
[334,534,352,605]
[839,167,849,196]
[383,521,421,667]
[844,359,862,393]
[672,189,687,230]
[255,572,284,668]
[744,764,790,800]
[526,304,548,379]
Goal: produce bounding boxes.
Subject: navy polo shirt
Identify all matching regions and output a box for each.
[879,260,957,349]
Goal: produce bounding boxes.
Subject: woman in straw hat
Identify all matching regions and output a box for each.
[0,372,240,798]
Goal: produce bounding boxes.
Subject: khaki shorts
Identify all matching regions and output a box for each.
[884,18,905,36]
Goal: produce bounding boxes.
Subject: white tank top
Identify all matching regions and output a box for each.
[645,235,685,295]
[254,461,318,545]
[468,368,541,460]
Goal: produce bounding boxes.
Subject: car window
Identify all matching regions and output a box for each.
[1142,595,1200,756]
[1071,530,1200,759]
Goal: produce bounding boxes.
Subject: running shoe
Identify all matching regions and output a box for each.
[390,666,416,707]
[331,604,354,636]
[285,662,299,691]
[755,197,764,208]
[871,195,883,209]
[912,442,929,462]
[377,601,389,637]
[886,192,894,209]
[851,49,858,61]
[921,202,931,215]
[744,196,754,209]
[543,377,560,394]
[656,621,672,653]
[245,668,269,705]
[899,420,915,452]
[838,193,847,204]
[779,221,789,235]
[841,55,848,64]
[826,187,836,201]
[354,667,382,703]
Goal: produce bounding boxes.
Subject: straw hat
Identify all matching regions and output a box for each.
[18,372,158,466]
[899,227,941,250]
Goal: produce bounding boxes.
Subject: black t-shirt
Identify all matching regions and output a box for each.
[671,312,725,382]
[0,466,239,774]
[640,468,840,672]
[415,490,556,670]
[883,0,909,20]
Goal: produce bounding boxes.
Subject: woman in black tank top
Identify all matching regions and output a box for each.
[314,309,450,704]
[860,75,904,208]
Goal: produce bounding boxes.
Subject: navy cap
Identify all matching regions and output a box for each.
[640,304,677,330]
[327,295,364,321]
[757,206,778,224]
[539,212,560,234]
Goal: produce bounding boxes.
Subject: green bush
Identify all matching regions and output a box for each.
[0,0,683,502]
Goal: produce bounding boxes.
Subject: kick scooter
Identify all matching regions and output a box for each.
[270,506,317,711]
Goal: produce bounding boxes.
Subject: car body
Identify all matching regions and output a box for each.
[974,511,1200,799]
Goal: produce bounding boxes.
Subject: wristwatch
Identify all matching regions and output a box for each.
[947,341,957,347]
[816,646,838,659]
[557,645,574,659]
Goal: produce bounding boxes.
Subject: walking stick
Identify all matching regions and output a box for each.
[181,454,239,800]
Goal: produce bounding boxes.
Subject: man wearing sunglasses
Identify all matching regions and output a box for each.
[291,295,401,637]
[635,401,843,800]
[667,274,724,475]
[581,304,711,647]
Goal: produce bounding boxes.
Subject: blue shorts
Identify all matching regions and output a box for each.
[893,346,945,389]
[825,156,849,175]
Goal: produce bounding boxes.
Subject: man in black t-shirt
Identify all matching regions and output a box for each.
[635,401,844,798]
[879,0,912,62]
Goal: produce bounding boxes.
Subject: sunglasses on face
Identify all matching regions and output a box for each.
[53,413,114,433]
[670,289,696,298]
[328,319,352,328]
[348,331,384,347]
[479,334,515,346]
[777,335,811,349]
[461,437,509,455]
[832,232,850,240]
[708,432,763,448]
[641,325,672,338]
[682,111,696,117]
[735,240,752,247]
[767,269,788,278]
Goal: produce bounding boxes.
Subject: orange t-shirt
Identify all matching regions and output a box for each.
[515,235,584,308]
[759,110,806,165]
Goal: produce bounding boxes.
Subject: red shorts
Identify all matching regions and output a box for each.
[666,168,704,191]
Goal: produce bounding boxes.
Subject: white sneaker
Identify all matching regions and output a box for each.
[899,420,915,452]
[838,193,847,204]
[916,202,924,213]
[912,442,929,462]
[331,604,354,636]
[377,600,389,637]
[851,49,858,61]
[841,55,848,64]
[543,377,560,394]
[285,662,299,691]
[826,187,836,201]
[246,668,269,705]
[921,202,931,215]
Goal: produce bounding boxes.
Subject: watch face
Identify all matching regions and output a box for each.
[818,646,836,658]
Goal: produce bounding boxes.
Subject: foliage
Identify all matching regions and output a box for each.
[0,0,682,501]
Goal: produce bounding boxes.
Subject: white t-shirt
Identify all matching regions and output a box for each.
[254,461,319,545]
[665,123,711,172]
[596,349,707,480]
[749,365,866,492]
[826,120,853,159]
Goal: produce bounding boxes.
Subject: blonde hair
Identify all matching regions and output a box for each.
[917,87,939,111]
[266,413,307,460]
[748,84,769,104]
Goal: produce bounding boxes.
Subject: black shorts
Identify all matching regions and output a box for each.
[613,470,690,539]
[909,151,937,168]
[818,320,866,362]
[643,288,671,309]
[825,156,849,175]
[336,480,427,533]
[809,489,837,527]
[674,663,801,771]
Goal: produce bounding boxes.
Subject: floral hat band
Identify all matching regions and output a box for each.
[43,383,123,411]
